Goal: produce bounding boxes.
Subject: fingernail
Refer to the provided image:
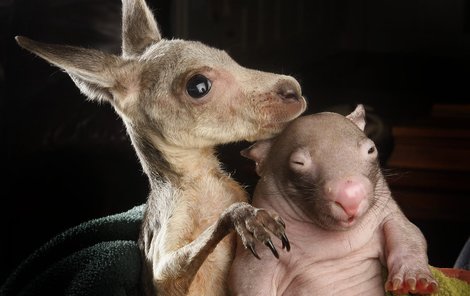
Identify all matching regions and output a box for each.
[392,279,401,291]
[407,278,416,291]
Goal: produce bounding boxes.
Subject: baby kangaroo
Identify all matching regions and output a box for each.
[15,0,307,295]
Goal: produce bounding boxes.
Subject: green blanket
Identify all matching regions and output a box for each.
[426,267,470,296]
[386,267,470,296]
[1,205,468,296]
[0,205,144,296]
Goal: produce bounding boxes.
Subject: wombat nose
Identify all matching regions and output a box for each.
[276,79,301,101]
[327,178,369,217]
[335,184,363,217]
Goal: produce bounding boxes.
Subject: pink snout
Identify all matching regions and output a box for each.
[325,177,371,218]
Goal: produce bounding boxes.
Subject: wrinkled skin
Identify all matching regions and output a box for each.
[229,105,438,296]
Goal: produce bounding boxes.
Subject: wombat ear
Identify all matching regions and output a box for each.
[240,140,273,176]
[346,104,366,131]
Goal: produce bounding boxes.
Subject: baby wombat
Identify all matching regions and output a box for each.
[229,105,438,295]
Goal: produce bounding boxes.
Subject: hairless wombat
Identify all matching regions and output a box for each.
[229,105,438,295]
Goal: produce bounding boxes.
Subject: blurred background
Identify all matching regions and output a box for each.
[1,0,469,284]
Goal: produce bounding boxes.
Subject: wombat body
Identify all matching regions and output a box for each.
[229,105,437,296]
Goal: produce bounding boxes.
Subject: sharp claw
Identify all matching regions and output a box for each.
[281,233,290,252]
[265,239,279,259]
[248,244,261,260]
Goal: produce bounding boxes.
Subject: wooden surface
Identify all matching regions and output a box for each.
[386,104,470,266]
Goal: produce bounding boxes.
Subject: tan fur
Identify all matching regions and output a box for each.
[15,0,307,295]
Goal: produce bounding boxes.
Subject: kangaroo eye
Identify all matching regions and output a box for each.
[186,74,212,98]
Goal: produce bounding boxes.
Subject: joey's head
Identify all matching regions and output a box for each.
[242,105,382,231]
[133,39,307,148]
[16,0,307,150]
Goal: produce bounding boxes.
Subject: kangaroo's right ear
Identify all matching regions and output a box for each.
[122,0,162,58]
[16,36,140,104]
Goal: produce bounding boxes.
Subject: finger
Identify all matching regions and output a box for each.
[270,211,285,229]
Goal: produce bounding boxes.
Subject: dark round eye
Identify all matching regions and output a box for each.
[368,146,375,154]
[186,74,212,98]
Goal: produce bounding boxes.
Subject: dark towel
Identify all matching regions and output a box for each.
[0,205,145,296]
[2,204,470,296]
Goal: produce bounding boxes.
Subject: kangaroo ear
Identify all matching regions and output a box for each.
[16,36,139,103]
[346,104,366,131]
[240,140,274,176]
[122,0,161,57]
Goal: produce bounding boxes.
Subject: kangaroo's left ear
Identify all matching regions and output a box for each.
[122,0,162,58]
[346,104,366,131]
[16,36,140,104]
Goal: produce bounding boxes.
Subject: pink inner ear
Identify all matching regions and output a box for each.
[346,104,366,131]
[240,147,254,160]
[240,140,273,163]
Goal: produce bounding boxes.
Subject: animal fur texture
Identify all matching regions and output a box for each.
[15,0,307,295]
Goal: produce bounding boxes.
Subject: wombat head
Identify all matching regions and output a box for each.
[242,105,383,230]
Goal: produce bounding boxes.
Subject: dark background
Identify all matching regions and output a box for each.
[1,0,469,284]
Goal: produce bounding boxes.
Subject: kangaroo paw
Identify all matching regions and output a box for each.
[225,202,289,259]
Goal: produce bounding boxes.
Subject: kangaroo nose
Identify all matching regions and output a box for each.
[276,79,302,101]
